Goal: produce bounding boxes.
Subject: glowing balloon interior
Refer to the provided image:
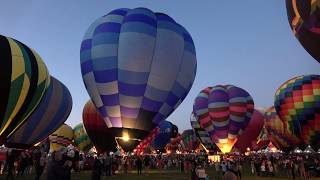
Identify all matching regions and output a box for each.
[193,85,254,153]
[80,8,197,147]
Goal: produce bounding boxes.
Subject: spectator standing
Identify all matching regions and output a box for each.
[135,156,142,175]
[35,151,47,180]
[46,151,64,180]
[91,156,103,180]
[6,150,15,180]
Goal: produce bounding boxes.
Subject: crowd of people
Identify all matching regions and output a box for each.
[83,152,209,180]
[0,147,209,180]
[248,153,320,179]
[212,153,320,180]
[1,147,48,180]
[1,147,320,180]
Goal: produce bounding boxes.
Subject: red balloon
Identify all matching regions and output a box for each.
[166,134,182,152]
[234,110,264,152]
[83,101,117,153]
[134,127,160,155]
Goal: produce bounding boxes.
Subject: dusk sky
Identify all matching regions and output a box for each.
[1,1,319,131]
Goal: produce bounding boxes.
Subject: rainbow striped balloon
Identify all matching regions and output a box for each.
[274,75,320,149]
[193,85,254,153]
[265,106,300,150]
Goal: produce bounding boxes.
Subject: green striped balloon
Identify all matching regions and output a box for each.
[73,123,93,152]
[0,35,50,143]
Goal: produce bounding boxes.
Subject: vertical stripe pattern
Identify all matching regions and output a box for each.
[80,8,197,133]
[0,35,50,143]
[7,77,72,149]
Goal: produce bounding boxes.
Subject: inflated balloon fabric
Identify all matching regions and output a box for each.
[7,77,72,149]
[286,0,320,62]
[274,75,320,149]
[0,35,50,142]
[80,8,197,132]
[193,85,254,153]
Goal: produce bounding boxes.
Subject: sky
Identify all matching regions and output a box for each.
[0,1,319,132]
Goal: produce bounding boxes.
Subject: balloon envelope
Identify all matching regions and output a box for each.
[166,133,182,152]
[190,112,218,153]
[252,127,270,151]
[181,129,200,151]
[265,107,300,150]
[73,123,93,153]
[6,77,72,149]
[234,110,265,152]
[286,0,320,62]
[0,35,50,143]
[82,101,117,153]
[80,8,197,148]
[193,85,254,153]
[151,121,177,150]
[274,75,320,149]
[49,124,73,152]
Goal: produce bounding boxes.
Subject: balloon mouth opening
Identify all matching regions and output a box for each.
[121,131,130,142]
[116,131,142,142]
[218,144,233,154]
[115,134,142,152]
[217,140,237,154]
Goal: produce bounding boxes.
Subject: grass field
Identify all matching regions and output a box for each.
[0,162,318,180]
[1,168,320,180]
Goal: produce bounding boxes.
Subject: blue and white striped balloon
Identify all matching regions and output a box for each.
[80,8,197,133]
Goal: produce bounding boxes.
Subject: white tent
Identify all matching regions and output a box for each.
[293,147,302,153]
[265,142,280,153]
[304,145,315,154]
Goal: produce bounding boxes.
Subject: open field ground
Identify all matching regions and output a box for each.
[1,168,320,180]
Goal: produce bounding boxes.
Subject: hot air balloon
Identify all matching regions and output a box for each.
[83,101,117,153]
[165,133,183,153]
[286,0,320,62]
[265,106,300,151]
[0,35,50,143]
[6,77,72,149]
[151,121,178,151]
[234,109,265,152]
[190,112,218,153]
[49,124,73,152]
[193,85,254,153]
[252,127,270,151]
[181,129,200,152]
[73,123,93,153]
[274,75,320,149]
[80,8,197,151]
[134,121,177,154]
[134,127,160,155]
